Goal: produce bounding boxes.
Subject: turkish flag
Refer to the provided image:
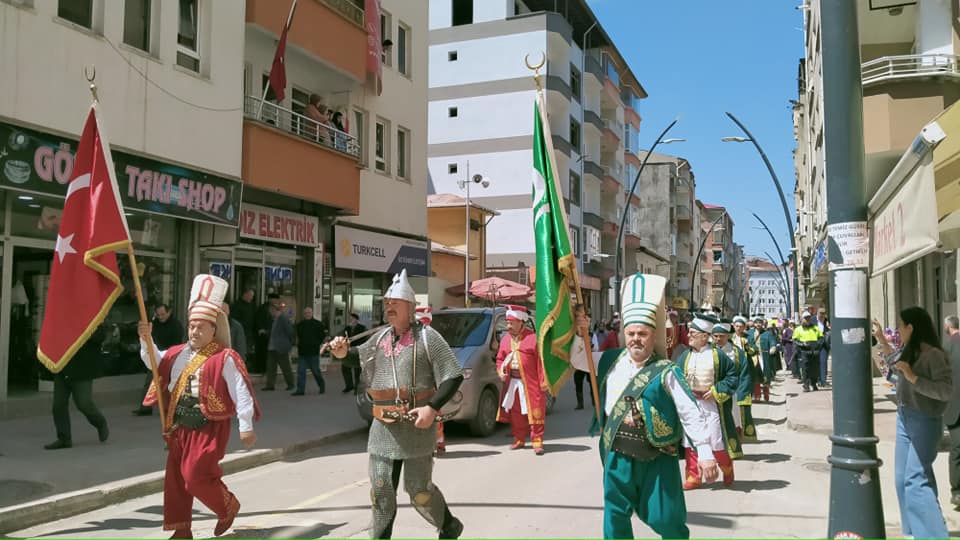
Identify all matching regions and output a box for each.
[37,106,132,373]
[268,0,297,103]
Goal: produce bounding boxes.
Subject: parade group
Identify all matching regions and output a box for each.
[130,266,827,540]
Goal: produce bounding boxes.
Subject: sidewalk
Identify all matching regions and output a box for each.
[0,367,367,534]
[782,373,960,536]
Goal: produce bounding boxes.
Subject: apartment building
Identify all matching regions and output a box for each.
[427,0,646,321]
[795,0,960,328]
[0,0,245,401]
[241,0,429,331]
[697,203,741,315]
[748,257,789,318]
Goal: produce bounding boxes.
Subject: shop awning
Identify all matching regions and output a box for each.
[933,100,960,248]
[868,103,954,276]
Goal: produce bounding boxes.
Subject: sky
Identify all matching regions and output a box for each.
[587,0,805,264]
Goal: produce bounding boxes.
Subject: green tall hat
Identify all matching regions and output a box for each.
[620,273,667,358]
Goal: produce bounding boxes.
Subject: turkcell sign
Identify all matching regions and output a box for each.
[239,204,319,247]
[335,225,428,276]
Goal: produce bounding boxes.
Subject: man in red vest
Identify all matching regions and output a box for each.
[138,274,261,539]
[496,305,547,455]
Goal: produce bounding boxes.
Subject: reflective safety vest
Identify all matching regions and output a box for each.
[792,325,823,343]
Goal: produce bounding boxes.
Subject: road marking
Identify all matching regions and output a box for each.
[234,477,369,534]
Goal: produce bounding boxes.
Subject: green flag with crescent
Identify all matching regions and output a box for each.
[532,98,576,396]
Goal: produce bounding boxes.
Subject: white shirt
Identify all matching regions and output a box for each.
[140,339,256,433]
[602,351,713,461]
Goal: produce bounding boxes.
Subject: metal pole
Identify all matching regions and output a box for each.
[464,161,471,308]
[613,118,680,315]
[754,212,793,315]
[726,112,799,319]
[580,23,596,280]
[689,211,726,310]
[821,1,884,536]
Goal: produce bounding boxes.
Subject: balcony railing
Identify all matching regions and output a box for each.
[602,163,623,181]
[244,96,360,160]
[319,0,364,27]
[604,118,624,138]
[861,54,960,86]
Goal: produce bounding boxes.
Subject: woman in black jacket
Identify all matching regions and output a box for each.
[44,325,109,450]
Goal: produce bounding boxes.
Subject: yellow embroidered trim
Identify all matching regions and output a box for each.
[650,406,673,439]
[206,385,227,413]
[164,342,222,432]
[711,386,730,404]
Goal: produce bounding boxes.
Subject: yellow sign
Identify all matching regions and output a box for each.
[671,297,689,309]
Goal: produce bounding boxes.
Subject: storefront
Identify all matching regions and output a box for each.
[332,224,429,332]
[0,119,242,400]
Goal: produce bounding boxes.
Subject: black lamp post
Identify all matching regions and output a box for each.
[613,118,683,314]
[722,113,799,319]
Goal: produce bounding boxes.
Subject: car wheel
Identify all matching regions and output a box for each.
[469,386,498,437]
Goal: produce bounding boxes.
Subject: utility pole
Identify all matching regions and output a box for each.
[821,1,884,537]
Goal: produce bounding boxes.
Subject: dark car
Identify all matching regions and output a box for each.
[356,307,554,437]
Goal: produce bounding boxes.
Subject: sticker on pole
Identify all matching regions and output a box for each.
[827,221,869,270]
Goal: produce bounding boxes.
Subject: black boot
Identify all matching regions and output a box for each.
[439,507,463,539]
[575,393,584,410]
[44,439,72,450]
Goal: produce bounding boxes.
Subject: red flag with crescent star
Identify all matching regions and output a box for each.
[37,105,132,373]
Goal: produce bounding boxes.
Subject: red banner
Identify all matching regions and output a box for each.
[37,106,132,373]
[365,0,382,95]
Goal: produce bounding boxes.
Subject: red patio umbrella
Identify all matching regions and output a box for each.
[468,276,532,302]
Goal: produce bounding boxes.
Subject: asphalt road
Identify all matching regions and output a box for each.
[11,385,832,539]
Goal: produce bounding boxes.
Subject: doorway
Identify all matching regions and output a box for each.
[7,246,52,395]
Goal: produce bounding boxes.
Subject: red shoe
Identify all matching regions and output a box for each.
[723,472,735,486]
[683,479,701,490]
[510,440,525,450]
[533,446,544,456]
[169,530,192,539]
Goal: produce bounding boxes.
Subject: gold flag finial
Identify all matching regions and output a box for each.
[84,65,99,103]
[525,52,546,92]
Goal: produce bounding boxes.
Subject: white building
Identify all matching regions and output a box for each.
[748,258,788,318]
[427,0,646,321]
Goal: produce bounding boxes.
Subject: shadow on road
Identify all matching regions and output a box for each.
[543,443,592,453]
[738,452,791,463]
[712,479,790,492]
[438,450,502,459]
[224,522,347,538]
[755,417,787,426]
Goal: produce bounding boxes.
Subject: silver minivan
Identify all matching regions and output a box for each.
[355,307,553,437]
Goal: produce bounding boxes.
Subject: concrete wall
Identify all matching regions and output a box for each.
[1,0,245,177]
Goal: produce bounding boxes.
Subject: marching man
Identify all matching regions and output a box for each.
[329,270,465,539]
[137,275,261,539]
[496,304,548,455]
[729,315,758,441]
[674,312,740,489]
[711,319,757,451]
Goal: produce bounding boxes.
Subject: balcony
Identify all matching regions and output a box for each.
[602,219,618,237]
[861,54,960,87]
[246,0,367,82]
[601,118,622,151]
[676,204,692,222]
[600,165,620,194]
[242,96,360,212]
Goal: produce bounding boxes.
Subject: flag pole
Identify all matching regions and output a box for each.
[527,54,601,426]
[85,69,168,433]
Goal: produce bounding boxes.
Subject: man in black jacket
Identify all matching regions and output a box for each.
[45,325,109,450]
[292,307,329,395]
[132,304,184,416]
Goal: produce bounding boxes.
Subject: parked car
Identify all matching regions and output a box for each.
[355,307,554,437]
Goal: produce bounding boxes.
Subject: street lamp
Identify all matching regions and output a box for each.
[722,112,799,319]
[458,161,490,307]
[613,118,684,315]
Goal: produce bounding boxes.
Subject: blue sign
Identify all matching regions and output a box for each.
[209,262,232,280]
[266,265,294,283]
[811,240,827,277]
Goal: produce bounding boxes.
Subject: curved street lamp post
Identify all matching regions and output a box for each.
[722,113,799,319]
[612,117,683,315]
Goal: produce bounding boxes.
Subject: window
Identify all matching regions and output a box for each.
[397,127,410,179]
[258,74,278,123]
[123,0,151,52]
[177,0,200,72]
[397,23,410,76]
[353,109,367,165]
[380,10,392,66]
[59,0,93,28]
[448,163,458,174]
[569,227,580,257]
[569,171,581,206]
[569,66,581,101]
[291,87,310,135]
[448,107,458,118]
[448,50,458,61]
[569,118,580,152]
[452,0,473,26]
[375,118,390,173]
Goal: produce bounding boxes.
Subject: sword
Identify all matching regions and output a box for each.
[319,324,389,355]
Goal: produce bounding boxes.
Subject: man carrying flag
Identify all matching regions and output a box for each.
[37,105,133,448]
[496,304,547,455]
[138,274,261,538]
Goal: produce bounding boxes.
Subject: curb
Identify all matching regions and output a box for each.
[783,385,834,436]
[0,426,367,535]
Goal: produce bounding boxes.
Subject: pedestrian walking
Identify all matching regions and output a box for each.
[232,289,256,361]
[873,307,952,539]
[714,319,756,448]
[757,322,779,401]
[496,305,547,454]
[253,294,278,375]
[137,274,260,538]
[817,308,831,386]
[44,324,109,450]
[730,315,758,441]
[263,302,295,391]
[329,269,465,539]
[292,307,328,395]
[783,321,797,378]
[943,315,960,510]
[133,303,185,416]
[575,273,718,539]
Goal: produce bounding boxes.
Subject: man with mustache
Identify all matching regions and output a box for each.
[712,319,756,452]
[576,273,718,539]
[329,269,464,539]
[496,304,548,455]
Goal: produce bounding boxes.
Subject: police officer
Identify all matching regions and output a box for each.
[792,312,825,392]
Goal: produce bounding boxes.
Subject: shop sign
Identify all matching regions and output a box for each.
[0,121,242,227]
[239,204,320,247]
[209,262,232,280]
[335,225,429,276]
[265,265,294,283]
[811,239,827,277]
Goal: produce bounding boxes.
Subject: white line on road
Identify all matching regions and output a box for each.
[233,477,370,536]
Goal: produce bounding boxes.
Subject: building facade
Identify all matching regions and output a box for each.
[427,0,646,323]
[697,203,739,315]
[795,0,960,329]
[747,257,788,318]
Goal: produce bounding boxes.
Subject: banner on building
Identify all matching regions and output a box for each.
[239,203,320,247]
[335,225,428,276]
